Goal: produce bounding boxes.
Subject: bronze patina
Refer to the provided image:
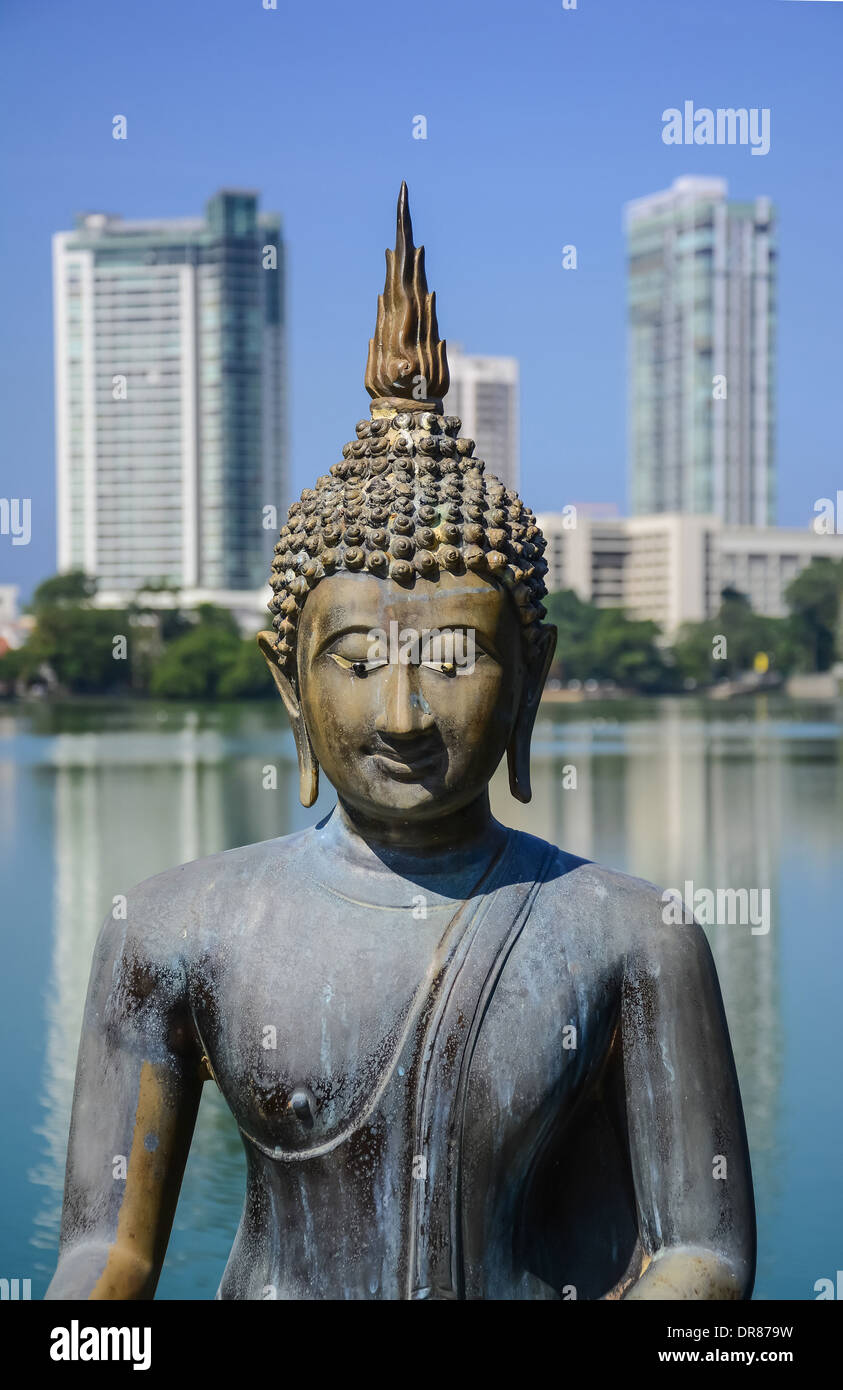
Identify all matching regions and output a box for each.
[47,185,755,1301]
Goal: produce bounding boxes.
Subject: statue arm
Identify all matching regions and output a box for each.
[618,912,756,1300]
[45,909,204,1300]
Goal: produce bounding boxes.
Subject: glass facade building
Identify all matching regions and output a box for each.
[53,190,287,595]
[626,177,776,526]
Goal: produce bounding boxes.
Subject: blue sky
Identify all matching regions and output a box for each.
[1,0,842,595]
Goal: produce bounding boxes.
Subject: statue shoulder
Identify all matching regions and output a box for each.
[522,834,688,961]
[105,826,315,959]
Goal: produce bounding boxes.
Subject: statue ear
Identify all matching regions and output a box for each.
[257,632,319,808]
[506,625,556,804]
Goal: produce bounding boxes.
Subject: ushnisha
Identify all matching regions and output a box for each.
[269,183,547,686]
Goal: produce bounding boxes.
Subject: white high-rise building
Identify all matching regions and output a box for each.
[626,176,776,527]
[443,346,519,492]
[52,190,286,606]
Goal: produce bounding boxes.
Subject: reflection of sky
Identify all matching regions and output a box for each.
[1,698,840,1299]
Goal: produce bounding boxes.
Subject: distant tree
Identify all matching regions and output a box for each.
[28,570,97,612]
[0,644,26,690]
[217,637,273,699]
[784,558,843,672]
[132,579,179,597]
[149,625,241,699]
[543,590,672,691]
[193,603,241,638]
[589,608,670,691]
[129,581,193,645]
[713,588,771,673]
[16,605,132,693]
[543,589,600,683]
[672,619,720,684]
[674,588,796,684]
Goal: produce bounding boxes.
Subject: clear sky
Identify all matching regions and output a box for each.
[1,0,842,596]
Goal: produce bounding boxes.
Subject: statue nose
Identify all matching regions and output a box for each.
[375,660,435,736]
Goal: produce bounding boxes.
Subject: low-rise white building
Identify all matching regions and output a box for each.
[537,511,843,637]
[94,584,272,634]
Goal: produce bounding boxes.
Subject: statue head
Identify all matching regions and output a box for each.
[258,183,556,820]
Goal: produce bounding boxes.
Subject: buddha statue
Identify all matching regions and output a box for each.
[47,185,755,1302]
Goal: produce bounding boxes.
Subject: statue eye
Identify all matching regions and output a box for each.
[421,659,457,677]
[327,652,388,676]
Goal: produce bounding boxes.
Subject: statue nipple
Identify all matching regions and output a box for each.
[289,1086,316,1130]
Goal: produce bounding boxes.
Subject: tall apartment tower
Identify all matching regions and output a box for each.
[443,346,520,492]
[626,176,776,526]
[53,190,286,599]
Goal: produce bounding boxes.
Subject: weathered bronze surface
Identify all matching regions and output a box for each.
[47,186,755,1301]
[364,180,449,410]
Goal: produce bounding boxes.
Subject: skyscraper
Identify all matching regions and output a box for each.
[626,176,776,526]
[443,346,519,492]
[53,190,286,601]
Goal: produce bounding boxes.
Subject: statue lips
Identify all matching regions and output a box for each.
[368,732,445,781]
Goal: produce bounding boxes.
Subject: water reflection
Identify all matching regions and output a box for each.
[3,697,840,1298]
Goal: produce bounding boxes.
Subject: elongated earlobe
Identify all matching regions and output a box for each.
[257,632,319,808]
[506,626,557,804]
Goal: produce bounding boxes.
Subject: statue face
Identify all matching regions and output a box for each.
[296,569,525,820]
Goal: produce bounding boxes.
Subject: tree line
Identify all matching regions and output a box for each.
[0,572,269,699]
[545,558,843,692]
[1,559,842,699]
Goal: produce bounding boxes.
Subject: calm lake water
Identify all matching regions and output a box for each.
[1,695,840,1300]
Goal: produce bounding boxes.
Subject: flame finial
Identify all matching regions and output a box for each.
[365,182,449,410]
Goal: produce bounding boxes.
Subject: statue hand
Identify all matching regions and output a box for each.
[622,1246,745,1300]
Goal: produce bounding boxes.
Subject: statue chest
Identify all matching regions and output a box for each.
[189,892,619,1299]
[190,902,612,1162]
[191,905,465,1156]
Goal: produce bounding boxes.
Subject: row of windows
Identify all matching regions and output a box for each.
[93,291,182,305]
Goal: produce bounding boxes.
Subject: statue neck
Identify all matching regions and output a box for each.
[322,792,508,889]
[336,791,500,857]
